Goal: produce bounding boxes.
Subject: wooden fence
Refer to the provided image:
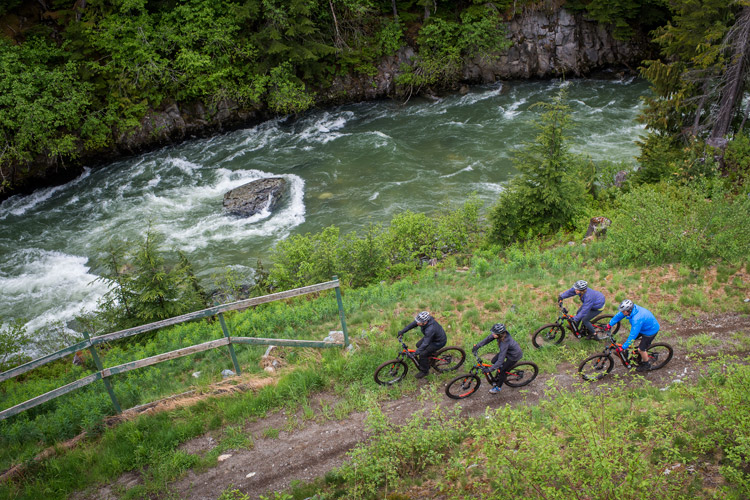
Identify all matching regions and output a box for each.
[0,278,349,421]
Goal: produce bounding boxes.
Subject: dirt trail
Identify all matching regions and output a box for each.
[73,313,750,500]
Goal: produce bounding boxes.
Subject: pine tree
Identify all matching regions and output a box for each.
[489,89,587,244]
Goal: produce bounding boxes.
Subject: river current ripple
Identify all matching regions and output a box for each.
[0,78,649,337]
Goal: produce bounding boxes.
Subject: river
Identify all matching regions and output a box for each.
[0,78,649,336]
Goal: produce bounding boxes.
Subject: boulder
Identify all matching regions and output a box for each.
[223,177,287,217]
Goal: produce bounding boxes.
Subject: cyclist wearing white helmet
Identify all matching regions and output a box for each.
[557,280,606,338]
[397,311,447,378]
[472,323,523,394]
[604,300,660,372]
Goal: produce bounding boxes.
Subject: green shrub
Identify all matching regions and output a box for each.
[0,318,32,371]
[607,182,750,267]
[724,133,750,189]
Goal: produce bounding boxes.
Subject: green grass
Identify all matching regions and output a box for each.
[2,243,750,499]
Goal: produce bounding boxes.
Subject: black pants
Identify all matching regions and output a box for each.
[578,308,602,336]
[416,338,446,373]
[491,354,520,387]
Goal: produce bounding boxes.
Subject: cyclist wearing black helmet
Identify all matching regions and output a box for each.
[557,280,606,338]
[604,300,660,372]
[397,311,447,379]
[472,323,523,394]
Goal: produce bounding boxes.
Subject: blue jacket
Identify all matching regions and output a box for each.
[559,287,606,323]
[608,304,660,350]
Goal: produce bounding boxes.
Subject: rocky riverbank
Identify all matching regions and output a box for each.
[1,8,651,202]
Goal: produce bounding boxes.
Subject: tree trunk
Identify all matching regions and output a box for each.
[709,6,750,143]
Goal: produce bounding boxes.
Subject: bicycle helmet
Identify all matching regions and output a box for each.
[490,323,507,335]
[618,299,634,314]
[573,280,588,291]
[415,311,431,323]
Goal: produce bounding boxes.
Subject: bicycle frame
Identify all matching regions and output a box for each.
[599,331,643,369]
[395,339,422,370]
[467,353,504,385]
[556,305,586,338]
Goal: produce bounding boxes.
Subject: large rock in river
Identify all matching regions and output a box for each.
[223,177,287,217]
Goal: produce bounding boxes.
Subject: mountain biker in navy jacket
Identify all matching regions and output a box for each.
[558,280,606,338]
[605,299,660,372]
[398,311,447,379]
[472,323,522,394]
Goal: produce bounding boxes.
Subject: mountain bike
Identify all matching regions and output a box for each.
[373,338,466,386]
[444,353,539,399]
[578,331,673,381]
[531,304,619,348]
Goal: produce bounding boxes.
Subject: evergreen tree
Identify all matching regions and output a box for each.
[489,89,587,244]
[639,0,748,144]
[93,227,209,330]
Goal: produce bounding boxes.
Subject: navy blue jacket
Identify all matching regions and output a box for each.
[398,317,447,355]
[559,287,606,323]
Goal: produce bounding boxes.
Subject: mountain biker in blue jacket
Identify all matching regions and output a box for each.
[472,323,523,394]
[398,311,447,379]
[558,280,606,338]
[604,299,660,372]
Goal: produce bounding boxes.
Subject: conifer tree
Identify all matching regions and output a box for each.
[489,89,587,244]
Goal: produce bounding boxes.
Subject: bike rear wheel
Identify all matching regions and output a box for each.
[578,354,614,381]
[504,361,539,387]
[431,346,466,373]
[445,374,481,399]
[374,359,408,386]
[645,343,673,370]
[532,323,566,348]
[591,314,620,339]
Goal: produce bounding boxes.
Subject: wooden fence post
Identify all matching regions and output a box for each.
[82,332,121,414]
[332,276,349,347]
[217,313,242,375]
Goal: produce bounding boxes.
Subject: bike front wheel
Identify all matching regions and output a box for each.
[578,354,614,381]
[504,361,539,387]
[431,346,466,373]
[532,323,566,348]
[374,359,408,386]
[445,374,481,399]
[645,343,673,370]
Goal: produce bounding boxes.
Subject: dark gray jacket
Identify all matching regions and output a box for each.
[473,332,523,371]
[398,317,447,355]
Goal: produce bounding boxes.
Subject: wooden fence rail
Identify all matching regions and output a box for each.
[0,278,349,422]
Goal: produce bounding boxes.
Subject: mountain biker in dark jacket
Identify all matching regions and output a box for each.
[472,323,522,394]
[558,280,606,338]
[398,311,447,379]
[605,299,660,372]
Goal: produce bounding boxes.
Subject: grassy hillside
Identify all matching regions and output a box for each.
[1,234,748,499]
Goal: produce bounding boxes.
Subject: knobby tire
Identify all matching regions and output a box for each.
[445,374,481,399]
[504,361,539,387]
[578,354,614,381]
[431,346,466,373]
[532,323,565,348]
[374,359,408,386]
